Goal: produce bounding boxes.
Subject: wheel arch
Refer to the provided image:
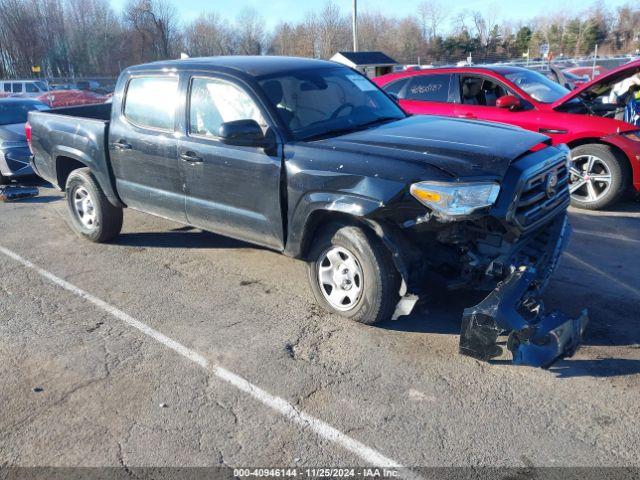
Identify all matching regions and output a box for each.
[55,155,88,191]
[566,138,633,180]
[53,146,124,208]
[288,203,414,298]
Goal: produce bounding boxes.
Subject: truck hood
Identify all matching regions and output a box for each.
[551,59,640,111]
[310,115,550,179]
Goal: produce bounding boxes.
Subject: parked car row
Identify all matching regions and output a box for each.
[374,60,640,209]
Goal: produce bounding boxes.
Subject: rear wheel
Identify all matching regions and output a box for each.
[307,224,399,325]
[569,144,628,210]
[65,168,123,243]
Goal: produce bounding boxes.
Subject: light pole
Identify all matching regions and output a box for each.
[352,0,358,52]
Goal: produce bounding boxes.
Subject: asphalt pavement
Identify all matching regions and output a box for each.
[1,184,639,470]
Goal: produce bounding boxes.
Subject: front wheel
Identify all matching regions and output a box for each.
[568,144,629,210]
[307,225,400,325]
[65,168,123,243]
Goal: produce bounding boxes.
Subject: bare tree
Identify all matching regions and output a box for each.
[417,0,447,41]
[124,0,180,62]
[185,12,235,56]
[235,8,265,55]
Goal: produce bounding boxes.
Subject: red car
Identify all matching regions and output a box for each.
[374,61,640,209]
[564,65,609,81]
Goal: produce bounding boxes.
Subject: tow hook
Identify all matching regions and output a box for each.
[459,266,589,368]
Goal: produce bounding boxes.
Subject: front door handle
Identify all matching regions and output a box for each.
[112,140,132,150]
[458,113,477,119]
[179,151,203,163]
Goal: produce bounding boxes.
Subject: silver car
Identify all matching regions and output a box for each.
[0,98,49,184]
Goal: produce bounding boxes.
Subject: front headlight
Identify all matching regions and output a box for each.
[621,130,640,142]
[410,181,500,217]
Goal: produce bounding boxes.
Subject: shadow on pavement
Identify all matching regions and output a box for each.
[12,195,61,204]
[112,228,263,250]
[547,357,640,378]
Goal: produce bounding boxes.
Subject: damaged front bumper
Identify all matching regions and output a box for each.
[459,266,588,367]
[458,217,588,368]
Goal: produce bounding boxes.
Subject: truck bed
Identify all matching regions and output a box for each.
[28,102,121,206]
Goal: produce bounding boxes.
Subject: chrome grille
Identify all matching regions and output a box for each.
[513,157,569,231]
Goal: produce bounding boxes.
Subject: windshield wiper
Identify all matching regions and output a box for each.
[302,117,401,142]
[302,126,363,142]
[356,116,401,129]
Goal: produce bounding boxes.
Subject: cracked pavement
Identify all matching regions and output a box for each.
[1,184,639,468]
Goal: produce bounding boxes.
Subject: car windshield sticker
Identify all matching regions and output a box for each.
[347,75,377,92]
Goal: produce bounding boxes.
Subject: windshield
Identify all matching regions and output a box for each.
[0,102,48,125]
[258,67,405,141]
[505,70,570,103]
[35,81,49,92]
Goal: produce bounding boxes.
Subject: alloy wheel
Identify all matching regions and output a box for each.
[569,154,612,203]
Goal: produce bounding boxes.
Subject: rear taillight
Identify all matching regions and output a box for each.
[25,121,32,152]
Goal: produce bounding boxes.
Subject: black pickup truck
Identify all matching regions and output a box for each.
[27,56,587,366]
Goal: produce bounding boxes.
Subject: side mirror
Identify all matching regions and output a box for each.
[219,119,266,147]
[496,95,521,110]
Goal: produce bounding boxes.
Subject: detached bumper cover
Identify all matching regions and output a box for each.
[459,266,588,367]
[459,216,587,368]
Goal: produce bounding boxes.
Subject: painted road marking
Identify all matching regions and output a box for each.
[565,252,640,300]
[573,229,640,245]
[0,245,413,472]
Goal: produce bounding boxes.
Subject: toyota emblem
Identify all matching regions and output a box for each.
[545,171,558,198]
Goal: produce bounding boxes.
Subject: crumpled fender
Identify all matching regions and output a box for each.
[284,191,415,300]
[285,191,385,258]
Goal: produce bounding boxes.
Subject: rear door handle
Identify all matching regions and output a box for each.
[179,151,203,163]
[112,140,131,150]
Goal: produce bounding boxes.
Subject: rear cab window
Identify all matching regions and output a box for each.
[123,76,179,131]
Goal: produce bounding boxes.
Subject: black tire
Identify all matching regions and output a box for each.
[569,144,629,210]
[307,224,400,325]
[65,168,123,243]
[0,172,9,185]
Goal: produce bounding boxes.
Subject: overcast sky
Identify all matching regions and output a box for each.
[109,0,630,31]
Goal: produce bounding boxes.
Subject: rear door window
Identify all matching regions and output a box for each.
[404,75,452,102]
[124,76,179,131]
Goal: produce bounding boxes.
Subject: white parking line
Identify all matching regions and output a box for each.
[573,229,640,245]
[0,245,411,471]
[564,252,640,299]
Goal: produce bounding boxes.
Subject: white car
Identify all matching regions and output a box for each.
[0,80,50,97]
